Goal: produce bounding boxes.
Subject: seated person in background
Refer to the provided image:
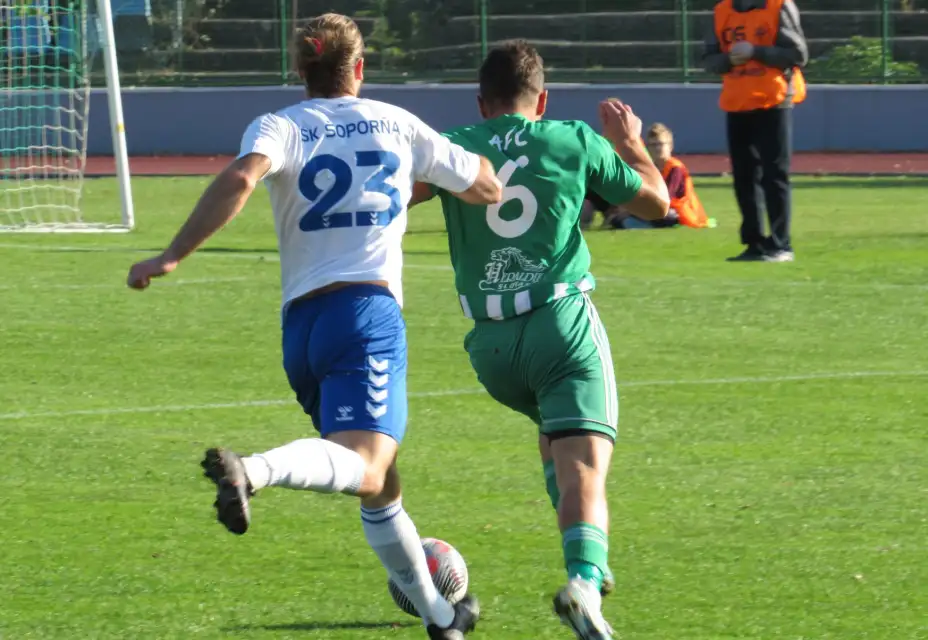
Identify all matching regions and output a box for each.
[584,123,714,230]
[579,190,613,229]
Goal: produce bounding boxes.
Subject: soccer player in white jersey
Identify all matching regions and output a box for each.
[126,14,501,639]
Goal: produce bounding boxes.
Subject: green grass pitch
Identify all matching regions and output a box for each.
[1,176,926,639]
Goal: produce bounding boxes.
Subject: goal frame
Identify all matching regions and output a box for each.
[1,0,134,233]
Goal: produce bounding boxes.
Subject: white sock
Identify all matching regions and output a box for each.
[241,438,366,494]
[362,501,455,628]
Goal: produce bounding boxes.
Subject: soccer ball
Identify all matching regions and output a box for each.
[387,538,469,617]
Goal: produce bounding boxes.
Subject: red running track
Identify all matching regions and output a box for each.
[81,153,928,177]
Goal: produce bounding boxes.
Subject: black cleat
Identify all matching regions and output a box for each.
[726,247,767,262]
[426,594,480,639]
[200,448,253,535]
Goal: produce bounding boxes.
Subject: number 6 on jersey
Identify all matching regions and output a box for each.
[486,156,538,239]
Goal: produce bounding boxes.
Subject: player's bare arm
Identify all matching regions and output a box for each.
[409,182,435,208]
[600,99,670,221]
[453,155,502,205]
[126,153,270,289]
[409,156,501,209]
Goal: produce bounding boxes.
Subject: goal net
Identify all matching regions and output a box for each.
[1,0,133,232]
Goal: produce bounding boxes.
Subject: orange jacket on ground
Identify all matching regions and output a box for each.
[714,0,807,112]
[663,157,710,228]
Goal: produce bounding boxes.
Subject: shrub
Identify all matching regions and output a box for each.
[808,36,921,83]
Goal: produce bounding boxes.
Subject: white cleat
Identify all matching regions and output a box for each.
[553,578,615,640]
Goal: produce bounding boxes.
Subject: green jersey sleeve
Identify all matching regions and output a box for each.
[582,123,643,206]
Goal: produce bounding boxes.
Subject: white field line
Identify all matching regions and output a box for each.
[1,243,923,291]
[406,266,928,293]
[593,275,928,292]
[0,388,479,421]
[1,370,925,422]
[0,277,249,291]
[361,265,928,294]
[0,242,154,254]
[619,370,928,388]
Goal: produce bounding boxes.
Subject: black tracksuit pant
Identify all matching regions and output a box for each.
[726,107,793,252]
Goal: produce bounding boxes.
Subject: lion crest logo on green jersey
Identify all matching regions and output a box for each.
[479,247,548,292]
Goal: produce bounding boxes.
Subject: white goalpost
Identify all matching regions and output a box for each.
[1,0,134,232]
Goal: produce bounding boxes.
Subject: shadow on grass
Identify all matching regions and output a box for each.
[697,177,928,189]
[405,228,447,236]
[6,245,280,257]
[197,246,450,257]
[791,177,928,189]
[197,247,277,254]
[226,620,417,632]
[404,249,448,256]
[3,243,455,263]
[1,245,150,254]
[197,246,450,258]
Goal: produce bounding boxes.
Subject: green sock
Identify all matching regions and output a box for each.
[543,460,560,510]
[562,523,609,591]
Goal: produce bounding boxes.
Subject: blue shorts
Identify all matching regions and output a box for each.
[282,284,408,443]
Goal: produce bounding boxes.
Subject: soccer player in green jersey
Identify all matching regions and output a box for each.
[410,41,670,639]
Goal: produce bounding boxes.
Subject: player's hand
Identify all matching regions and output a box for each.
[127,253,178,290]
[599,98,643,146]
[729,41,754,65]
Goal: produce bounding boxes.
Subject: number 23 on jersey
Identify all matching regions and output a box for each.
[298,150,402,232]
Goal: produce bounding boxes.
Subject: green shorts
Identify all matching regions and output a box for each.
[464,293,618,440]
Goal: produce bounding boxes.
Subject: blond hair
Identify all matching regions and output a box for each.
[294,14,364,98]
[646,123,674,144]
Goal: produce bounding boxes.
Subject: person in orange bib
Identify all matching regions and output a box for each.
[704,0,808,262]
[583,123,715,230]
[642,123,714,229]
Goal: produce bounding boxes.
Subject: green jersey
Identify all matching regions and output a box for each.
[433,114,642,321]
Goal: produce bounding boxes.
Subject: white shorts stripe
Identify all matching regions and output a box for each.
[583,299,607,425]
[459,295,473,319]
[486,294,503,320]
[575,276,594,293]
[584,294,618,428]
[594,300,619,427]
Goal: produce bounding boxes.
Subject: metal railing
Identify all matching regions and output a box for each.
[11,0,927,86]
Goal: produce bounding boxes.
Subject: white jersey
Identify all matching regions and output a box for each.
[238,96,481,313]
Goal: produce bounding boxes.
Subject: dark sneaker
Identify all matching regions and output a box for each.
[426,594,480,639]
[201,448,253,535]
[727,247,767,262]
[764,250,795,263]
[554,579,614,640]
